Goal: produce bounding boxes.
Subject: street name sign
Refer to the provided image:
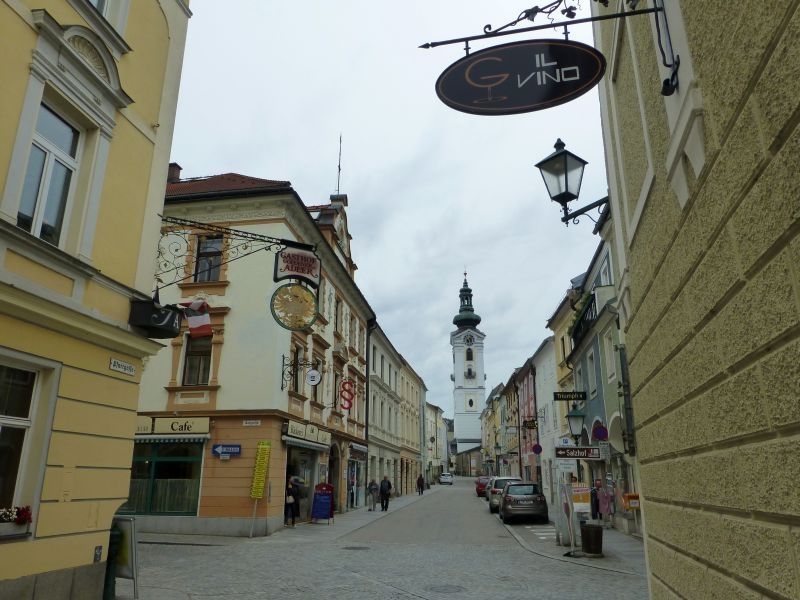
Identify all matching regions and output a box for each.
[553,391,587,401]
[555,446,602,460]
[212,444,242,457]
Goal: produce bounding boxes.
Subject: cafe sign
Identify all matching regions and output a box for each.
[436,39,606,116]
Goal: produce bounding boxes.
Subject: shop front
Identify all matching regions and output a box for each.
[347,442,368,509]
[283,420,331,522]
[122,416,210,515]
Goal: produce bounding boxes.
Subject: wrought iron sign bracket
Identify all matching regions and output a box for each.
[420,0,679,96]
[155,215,317,291]
[562,196,609,226]
[281,354,317,391]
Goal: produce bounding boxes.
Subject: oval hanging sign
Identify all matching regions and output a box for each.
[435,39,606,116]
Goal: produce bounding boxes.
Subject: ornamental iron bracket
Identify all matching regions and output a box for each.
[419,0,678,96]
[281,354,317,391]
[154,215,317,292]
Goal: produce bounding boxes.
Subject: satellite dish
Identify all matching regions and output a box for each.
[306,369,321,386]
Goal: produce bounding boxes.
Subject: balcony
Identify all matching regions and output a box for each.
[570,286,615,346]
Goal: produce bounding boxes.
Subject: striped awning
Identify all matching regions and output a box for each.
[135,433,211,443]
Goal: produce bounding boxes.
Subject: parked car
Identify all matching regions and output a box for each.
[486,476,522,512]
[439,473,454,485]
[498,481,549,524]
[475,475,492,497]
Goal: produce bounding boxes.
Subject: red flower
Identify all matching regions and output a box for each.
[14,506,32,525]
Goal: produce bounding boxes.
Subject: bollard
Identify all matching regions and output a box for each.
[102,523,122,600]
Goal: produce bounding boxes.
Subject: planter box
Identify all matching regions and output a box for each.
[0,522,30,538]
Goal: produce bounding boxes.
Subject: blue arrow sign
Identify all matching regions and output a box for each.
[212,444,241,456]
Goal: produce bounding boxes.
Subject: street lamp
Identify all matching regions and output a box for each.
[535,139,609,226]
[566,401,585,481]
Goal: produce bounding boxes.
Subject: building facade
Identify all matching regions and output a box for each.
[0,1,189,595]
[130,169,374,536]
[593,2,800,597]
[367,325,424,496]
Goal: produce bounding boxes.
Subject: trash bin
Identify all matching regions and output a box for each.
[580,523,603,557]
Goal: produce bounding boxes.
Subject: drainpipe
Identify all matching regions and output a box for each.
[616,344,636,456]
[365,318,377,483]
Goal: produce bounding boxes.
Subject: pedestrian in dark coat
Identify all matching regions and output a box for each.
[284,479,299,527]
[416,474,425,495]
[379,475,392,511]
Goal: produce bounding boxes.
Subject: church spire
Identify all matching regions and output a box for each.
[453,272,481,328]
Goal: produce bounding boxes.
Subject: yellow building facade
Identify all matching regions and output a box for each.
[0,1,189,596]
[593,2,800,598]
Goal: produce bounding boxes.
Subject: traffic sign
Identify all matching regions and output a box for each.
[212,444,242,457]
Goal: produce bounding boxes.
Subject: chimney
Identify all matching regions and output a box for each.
[167,162,182,183]
[330,193,348,206]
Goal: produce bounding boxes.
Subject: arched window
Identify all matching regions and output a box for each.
[466,348,473,361]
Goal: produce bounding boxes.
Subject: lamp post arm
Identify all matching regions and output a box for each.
[561,196,609,224]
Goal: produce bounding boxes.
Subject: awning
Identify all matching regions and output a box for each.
[349,442,368,453]
[135,433,211,443]
[282,435,329,452]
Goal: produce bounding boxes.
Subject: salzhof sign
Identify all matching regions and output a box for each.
[435,39,606,116]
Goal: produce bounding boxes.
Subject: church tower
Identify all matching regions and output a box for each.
[450,274,485,454]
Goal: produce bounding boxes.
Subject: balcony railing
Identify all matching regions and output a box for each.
[571,286,615,346]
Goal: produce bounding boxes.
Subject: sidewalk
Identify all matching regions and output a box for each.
[134,484,443,548]
[506,522,646,576]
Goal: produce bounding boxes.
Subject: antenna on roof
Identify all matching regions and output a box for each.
[336,134,342,194]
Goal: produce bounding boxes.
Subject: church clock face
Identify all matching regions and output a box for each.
[464,334,474,346]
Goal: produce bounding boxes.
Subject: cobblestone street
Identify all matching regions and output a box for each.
[116,479,648,600]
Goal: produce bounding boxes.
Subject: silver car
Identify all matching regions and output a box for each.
[439,473,454,485]
[498,481,549,524]
[486,476,522,513]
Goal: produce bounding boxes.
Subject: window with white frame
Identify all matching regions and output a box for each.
[600,257,611,286]
[17,105,80,246]
[182,336,212,386]
[0,365,36,507]
[588,350,597,397]
[603,330,617,381]
[2,13,133,258]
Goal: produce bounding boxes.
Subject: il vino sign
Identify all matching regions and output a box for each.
[436,39,606,116]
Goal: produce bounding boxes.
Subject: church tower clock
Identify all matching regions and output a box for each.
[450,274,485,455]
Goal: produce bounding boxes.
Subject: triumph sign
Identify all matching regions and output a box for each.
[436,39,606,116]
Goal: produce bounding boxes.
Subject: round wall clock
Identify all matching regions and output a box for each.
[464,334,474,346]
[270,283,318,331]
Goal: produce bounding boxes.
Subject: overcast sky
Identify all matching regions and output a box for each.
[170,1,609,418]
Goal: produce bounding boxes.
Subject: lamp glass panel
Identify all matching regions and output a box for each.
[564,153,586,199]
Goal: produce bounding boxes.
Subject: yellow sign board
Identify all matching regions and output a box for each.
[250,441,271,500]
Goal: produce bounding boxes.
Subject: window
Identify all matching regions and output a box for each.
[604,330,617,381]
[194,235,222,282]
[466,348,473,361]
[120,442,202,514]
[0,365,36,507]
[17,105,79,246]
[290,345,303,392]
[182,336,212,386]
[334,298,342,333]
[89,0,107,12]
[588,351,597,396]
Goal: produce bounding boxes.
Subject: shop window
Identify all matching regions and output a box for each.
[182,336,212,386]
[120,442,202,514]
[194,235,223,282]
[0,365,36,507]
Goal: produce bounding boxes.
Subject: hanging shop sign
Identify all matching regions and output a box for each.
[436,39,606,116]
[338,378,355,410]
[128,299,183,339]
[274,245,321,288]
[270,283,318,331]
[554,391,587,402]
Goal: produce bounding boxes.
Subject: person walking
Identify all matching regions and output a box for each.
[367,478,379,511]
[284,478,299,527]
[416,474,425,495]
[379,475,392,511]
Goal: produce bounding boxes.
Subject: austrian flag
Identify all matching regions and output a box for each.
[179,300,212,337]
